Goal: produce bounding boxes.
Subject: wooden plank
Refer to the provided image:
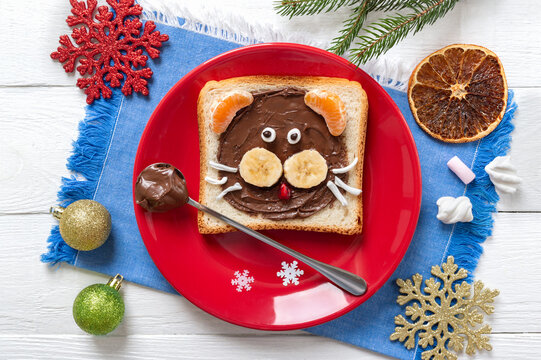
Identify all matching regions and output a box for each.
[1,0,541,87]
[2,0,541,358]
[0,213,297,336]
[0,87,538,214]
[0,213,539,336]
[0,88,84,214]
[475,212,541,333]
[0,334,386,359]
[497,88,541,211]
[0,0,78,86]
[0,333,539,359]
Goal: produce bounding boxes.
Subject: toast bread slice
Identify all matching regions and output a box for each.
[197,76,368,235]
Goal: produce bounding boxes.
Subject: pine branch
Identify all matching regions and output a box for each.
[327,1,370,55]
[375,0,445,12]
[274,0,418,18]
[274,0,358,18]
[275,0,461,63]
[350,0,460,64]
[373,0,417,12]
[327,0,444,55]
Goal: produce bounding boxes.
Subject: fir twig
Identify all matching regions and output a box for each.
[275,0,461,65]
[351,0,460,63]
[274,0,416,18]
[325,0,407,55]
[327,1,370,56]
[275,0,357,18]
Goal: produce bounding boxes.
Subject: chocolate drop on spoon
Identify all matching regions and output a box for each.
[135,163,188,212]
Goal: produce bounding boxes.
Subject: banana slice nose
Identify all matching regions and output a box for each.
[283,150,328,189]
[239,147,283,187]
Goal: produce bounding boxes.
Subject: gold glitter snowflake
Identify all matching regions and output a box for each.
[390,256,499,360]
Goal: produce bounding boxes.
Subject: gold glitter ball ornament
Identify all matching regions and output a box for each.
[51,199,111,251]
[390,256,499,360]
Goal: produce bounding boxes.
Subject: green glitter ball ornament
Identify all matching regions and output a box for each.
[73,274,125,335]
[50,199,111,251]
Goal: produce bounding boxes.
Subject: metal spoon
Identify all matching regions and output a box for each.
[178,171,367,296]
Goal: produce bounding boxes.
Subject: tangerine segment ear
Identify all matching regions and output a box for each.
[304,90,346,136]
[211,90,254,134]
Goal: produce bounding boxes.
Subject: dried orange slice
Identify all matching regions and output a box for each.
[211,91,253,134]
[408,44,508,143]
[305,90,347,136]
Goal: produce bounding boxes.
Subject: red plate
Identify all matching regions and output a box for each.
[133,43,421,330]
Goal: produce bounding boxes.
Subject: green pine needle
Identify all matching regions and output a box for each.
[274,0,357,18]
[327,1,371,56]
[274,0,424,18]
[275,0,461,64]
[325,0,405,55]
[352,0,460,63]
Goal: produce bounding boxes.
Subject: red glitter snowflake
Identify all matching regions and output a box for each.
[51,0,168,104]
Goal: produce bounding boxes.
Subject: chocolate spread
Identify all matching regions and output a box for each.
[135,163,188,212]
[217,88,347,220]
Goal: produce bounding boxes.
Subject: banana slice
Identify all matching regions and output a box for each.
[239,148,283,187]
[283,150,328,189]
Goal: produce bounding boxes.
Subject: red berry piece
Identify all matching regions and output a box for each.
[279,183,291,200]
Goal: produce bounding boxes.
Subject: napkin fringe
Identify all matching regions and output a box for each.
[138,0,326,48]
[41,92,123,265]
[361,58,411,92]
[138,1,414,93]
[444,91,517,280]
[412,91,516,360]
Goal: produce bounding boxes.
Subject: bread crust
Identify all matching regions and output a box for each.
[197,76,368,235]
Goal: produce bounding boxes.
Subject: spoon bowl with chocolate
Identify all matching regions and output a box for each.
[135,162,367,296]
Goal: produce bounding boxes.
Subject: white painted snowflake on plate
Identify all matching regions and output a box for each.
[231,270,254,292]
[277,261,304,286]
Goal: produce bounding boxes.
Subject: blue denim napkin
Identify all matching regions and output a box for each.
[43,21,516,360]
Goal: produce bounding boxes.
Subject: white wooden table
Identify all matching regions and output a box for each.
[1,1,540,358]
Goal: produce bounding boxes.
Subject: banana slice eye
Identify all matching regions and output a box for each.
[287,128,301,144]
[261,127,276,143]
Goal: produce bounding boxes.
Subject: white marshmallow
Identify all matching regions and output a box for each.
[485,156,521,194]
[447,156,475,184]
[436,196,474,224]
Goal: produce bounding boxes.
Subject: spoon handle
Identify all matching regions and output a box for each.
[187,198,367,296]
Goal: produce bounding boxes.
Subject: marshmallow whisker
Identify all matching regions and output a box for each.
[332,157,358,174]
[205,176,228,185]
[326,181,348,206]
[216,182,242,200]
[334,177,362,196]
[210,161,238,173]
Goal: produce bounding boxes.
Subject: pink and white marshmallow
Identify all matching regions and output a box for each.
[447,156,475,184]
